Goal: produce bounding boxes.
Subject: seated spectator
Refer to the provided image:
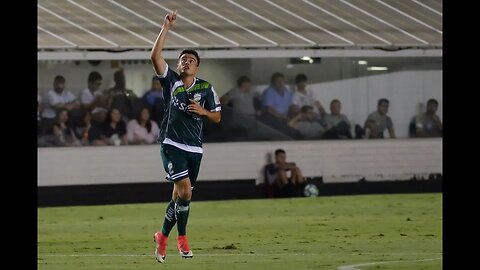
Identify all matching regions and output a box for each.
[126,107,160,145]
[290,73,325,119]
[99,108,128,146]
[51,108,81,147]
[221,75,258,116]
[220,75,258,129]
[264,149,305,198]
[321,99,352,139]
[260,73,300,138]
[41,75,81,129]
[411,98,442,137]
[261,72,293,123]
[79,71,109,124]
[142,76,165,128]
[72,109,104,146]
[363,98,395,139]
[288,105,325,139]
[105,69,140,122]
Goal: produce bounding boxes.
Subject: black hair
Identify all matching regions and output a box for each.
[179,49,200,66]
[88,71,102,83]
[295,73,308,83]
[270,72,285,84]
[330,99,341,106]
[237,76,251,87]
[300,105,313,113]
[427,98,438,106]
[104,107,122,124]
[378,98,389,106]
[136,107,152,133]
[274,148,286,156]
[54,75,65,83]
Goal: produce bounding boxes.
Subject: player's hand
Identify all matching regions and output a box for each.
[188,99,207,116]
[163,10,177,28]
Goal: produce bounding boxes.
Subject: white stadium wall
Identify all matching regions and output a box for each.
[38,139,442,187]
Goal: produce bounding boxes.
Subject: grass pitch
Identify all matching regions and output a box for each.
[38,193,441,270]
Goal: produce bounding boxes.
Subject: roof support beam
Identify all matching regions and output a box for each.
[38,48,442,61]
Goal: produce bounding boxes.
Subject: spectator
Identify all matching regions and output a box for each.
[321,99,352,139]
[220,75,259,129]
[51,108,80,147]
[288,105,325,139]
[105,69,140,122]
[261,72,293,123]
[79,71,109,124]
[99,108,128,146]
[141,76,165,128]
[363,98,395,139]
[412,98,442,137]
[221,76,258,117]
[290,73,325,118]
[126,107,160,145]
[264,149,305,198]
[41,75,80,122]
[72,109,104,146]
[260,73,301,138]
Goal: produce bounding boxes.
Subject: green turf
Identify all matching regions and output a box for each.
[38,193,442,270]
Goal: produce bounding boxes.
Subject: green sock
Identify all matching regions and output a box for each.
[175,198,190,236]
[161,200,176,236]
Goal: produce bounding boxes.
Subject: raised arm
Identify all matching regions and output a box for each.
[150,11,177,76]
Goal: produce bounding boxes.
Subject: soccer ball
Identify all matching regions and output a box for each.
[303,184,319,197]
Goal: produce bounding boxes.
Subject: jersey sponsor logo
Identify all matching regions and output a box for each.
[172,95,188,112]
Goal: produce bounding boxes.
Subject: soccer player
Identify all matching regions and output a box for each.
[150,11,221,263]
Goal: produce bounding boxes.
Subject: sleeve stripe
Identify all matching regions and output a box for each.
[156,64,169,78]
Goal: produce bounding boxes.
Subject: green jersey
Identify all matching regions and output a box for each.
[158,66,221,154]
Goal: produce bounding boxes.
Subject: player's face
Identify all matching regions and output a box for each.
[178,54,199,76]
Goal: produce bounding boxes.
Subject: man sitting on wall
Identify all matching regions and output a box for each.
[264,149,305,198]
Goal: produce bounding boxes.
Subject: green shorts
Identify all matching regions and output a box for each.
[160,144,203,187]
